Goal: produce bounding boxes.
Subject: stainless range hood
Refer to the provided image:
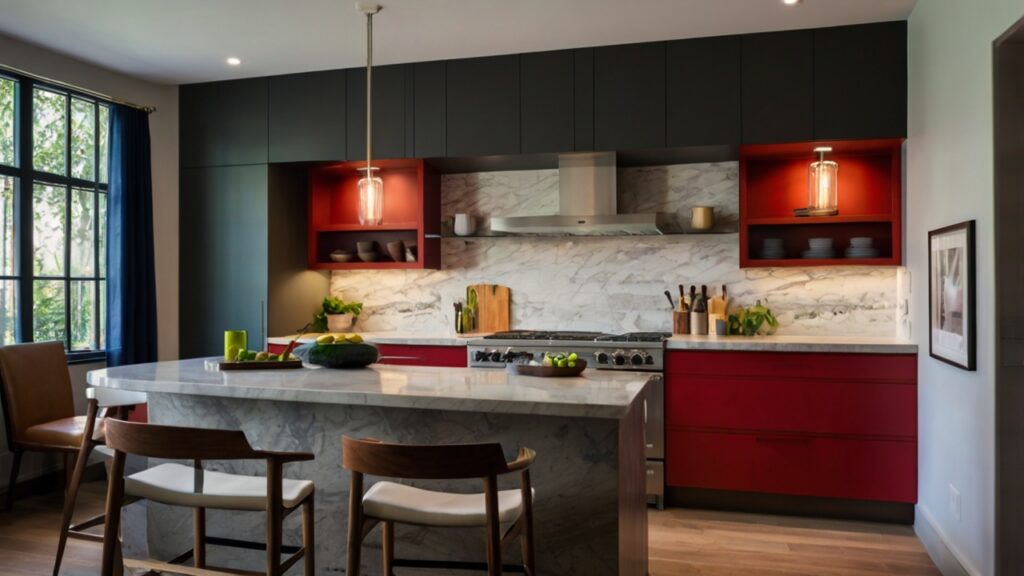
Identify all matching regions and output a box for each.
[489,152,679,236]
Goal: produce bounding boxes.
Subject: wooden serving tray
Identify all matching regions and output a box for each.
[219,360,304,371]
[506,359,587,378]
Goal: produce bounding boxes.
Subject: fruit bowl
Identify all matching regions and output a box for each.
[507,359,587,377]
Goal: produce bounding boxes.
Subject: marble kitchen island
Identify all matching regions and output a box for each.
[88,359,650,576]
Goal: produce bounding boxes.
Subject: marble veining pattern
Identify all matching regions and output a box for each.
[334,161,901,337]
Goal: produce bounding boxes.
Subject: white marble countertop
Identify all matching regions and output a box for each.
[266,331,485,347]
[666,334,918,354]
[87,358,648,419]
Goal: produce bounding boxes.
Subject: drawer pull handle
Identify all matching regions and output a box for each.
[756,436,812,444]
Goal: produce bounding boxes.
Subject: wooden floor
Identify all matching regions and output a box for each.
[0,480,939,575]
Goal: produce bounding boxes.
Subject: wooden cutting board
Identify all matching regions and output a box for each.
[467,284,511,333]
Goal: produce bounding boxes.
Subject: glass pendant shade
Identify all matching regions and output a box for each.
[358,168,384,226]
[808,147,839,216]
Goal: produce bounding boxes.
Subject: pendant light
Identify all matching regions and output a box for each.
[807,146,838,216]
[357,2,383,226]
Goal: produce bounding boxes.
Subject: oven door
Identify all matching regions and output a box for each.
[644,374,664,460]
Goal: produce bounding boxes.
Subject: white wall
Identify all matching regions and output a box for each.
[0,32,178,492]
[908,1,1024,574]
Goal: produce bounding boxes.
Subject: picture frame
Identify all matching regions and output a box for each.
[928,220,976,370]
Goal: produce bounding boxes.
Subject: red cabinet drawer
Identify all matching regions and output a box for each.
[666,350,917,382]
[376,344,467,367]
[666,374,916,438]
[666,429,916,503]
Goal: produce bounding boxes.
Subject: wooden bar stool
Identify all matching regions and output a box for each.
[101,418,316,576]
[342,436,536,576]
[0,341,145,575]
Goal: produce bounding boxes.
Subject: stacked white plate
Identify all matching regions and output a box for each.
[759,238,785,259]
[802,237,835,259]
[845,236,880,258]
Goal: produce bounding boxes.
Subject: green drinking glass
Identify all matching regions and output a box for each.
[224,330,247,361]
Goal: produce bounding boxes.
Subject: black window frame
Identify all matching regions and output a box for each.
[0,70,109,364]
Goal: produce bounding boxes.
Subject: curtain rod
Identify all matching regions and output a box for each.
[0,62,157,114]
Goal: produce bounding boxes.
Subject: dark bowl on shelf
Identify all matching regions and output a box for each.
[330,251,355,263]
[385,241,405,262]
[356,241,377,253]
[358,251,381,262]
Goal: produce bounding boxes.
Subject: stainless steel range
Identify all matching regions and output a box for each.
[468,330,667,509]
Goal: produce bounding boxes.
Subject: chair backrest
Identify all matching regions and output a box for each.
[342,436,510,480]
[104,418,260,461]
[0,341,75,449]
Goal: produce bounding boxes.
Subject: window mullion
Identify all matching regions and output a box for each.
[16,80,33,343]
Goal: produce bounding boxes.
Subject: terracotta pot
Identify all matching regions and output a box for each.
[326,313,356,332]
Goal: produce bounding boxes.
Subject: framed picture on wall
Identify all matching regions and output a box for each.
[929,220,976,370]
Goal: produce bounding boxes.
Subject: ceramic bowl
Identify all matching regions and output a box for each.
[808,238,833,249]
[358,251,381,263]
[385,241,405,262]
[356,241,377,253]
[329,251,354,263]
[849,237,874,248]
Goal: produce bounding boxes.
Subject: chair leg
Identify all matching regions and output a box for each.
[194,507,206,568]
[520,470,535,576]
[381,521,394,576]
[346,472,364,576]
[484,475,502,576]
[54,441,95,576]
[302,493,315,576]
[101,452,126,576]
[5,450,22,511]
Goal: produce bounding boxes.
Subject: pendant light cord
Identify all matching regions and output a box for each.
[365,8,374,174]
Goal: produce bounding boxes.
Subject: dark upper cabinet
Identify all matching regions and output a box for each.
[574,49,595,152]
[521,50,574,154]
[268,70,346,162]
[347,64,408,161]
[814,21,907,139]
[741,30,814,144]
[180,78,268,167]
[179,165,269,358]
[446,55,520,157]
[667,36,742,147]
[412,61,446,158]
[594,42,667,151]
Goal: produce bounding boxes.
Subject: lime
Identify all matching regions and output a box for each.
[255,351,269,361]
[316,334,335,345]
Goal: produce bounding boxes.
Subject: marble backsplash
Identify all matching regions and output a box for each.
[332,162,902,337]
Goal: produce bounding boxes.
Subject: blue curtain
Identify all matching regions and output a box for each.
[106,105,157,366]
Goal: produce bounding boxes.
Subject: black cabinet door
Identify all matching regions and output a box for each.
[179,165,269,358]
[412,61,446,158]
[521,50,574,154]
[446,55,520,157]
[667,36,742,147]
[180,78,268,167]
[347,64,407,161]
[574,48,595,152]
[814,21,907,139]
[594,42,666,151]
[741,30,814,144]
[268,70,346,162]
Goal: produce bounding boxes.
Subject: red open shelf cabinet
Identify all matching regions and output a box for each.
[308,159,441,270]
[739,139,904,268]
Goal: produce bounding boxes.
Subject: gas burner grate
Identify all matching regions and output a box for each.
[597,332,672,343]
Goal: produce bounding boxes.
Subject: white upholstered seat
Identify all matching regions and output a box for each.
[362,481,532,527]
[125,463,314,511]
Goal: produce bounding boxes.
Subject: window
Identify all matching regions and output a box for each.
[0,72,109,359]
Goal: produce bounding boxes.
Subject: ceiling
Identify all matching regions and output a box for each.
[0,0,917,85]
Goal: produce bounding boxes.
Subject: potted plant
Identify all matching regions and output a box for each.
[727,300,779,336]
[311,297,363,333]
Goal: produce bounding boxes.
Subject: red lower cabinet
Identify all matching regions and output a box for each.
[666,429,916,502]
[666,350,917,503]
[373,344,467,367]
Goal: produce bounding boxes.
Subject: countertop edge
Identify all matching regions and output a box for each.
[665,337,918,354]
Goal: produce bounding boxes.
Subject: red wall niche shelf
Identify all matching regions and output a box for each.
[739,138,904,268]
[308,158,441,270]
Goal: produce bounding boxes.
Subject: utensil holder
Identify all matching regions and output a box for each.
[673,310,690,335]
[690,311,708,335]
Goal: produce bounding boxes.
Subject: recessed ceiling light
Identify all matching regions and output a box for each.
[226,57,242,66]
[782,0,802,5]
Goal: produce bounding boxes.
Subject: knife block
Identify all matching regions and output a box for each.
[673,310,690,335]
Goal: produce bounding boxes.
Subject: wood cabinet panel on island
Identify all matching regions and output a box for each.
[665,350,917,504]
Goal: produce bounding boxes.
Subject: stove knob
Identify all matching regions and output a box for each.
[596,351,610,364]
[474,350,488,362]
[630,352,646,366]
[490,351,504,362]
[613,352,626,366]
[645,355,655,365]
